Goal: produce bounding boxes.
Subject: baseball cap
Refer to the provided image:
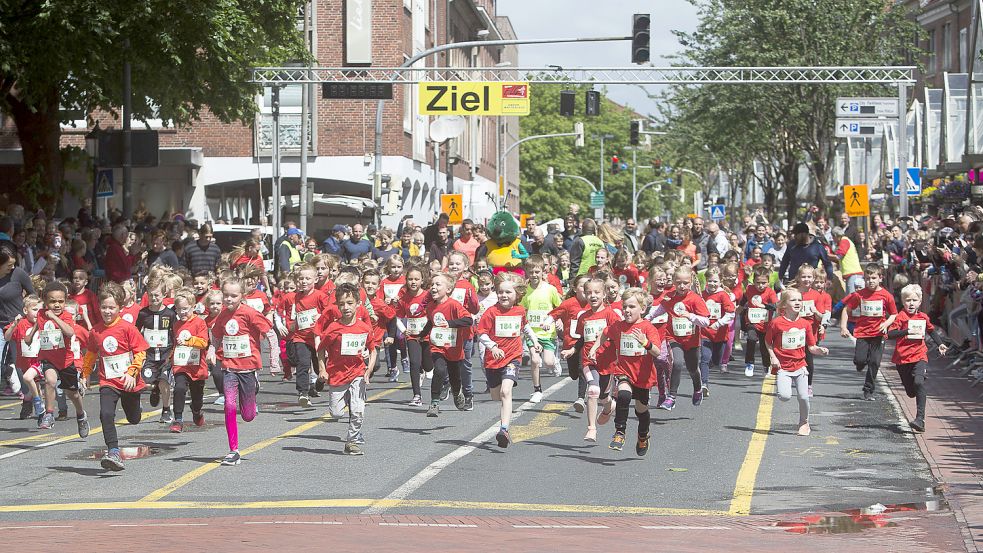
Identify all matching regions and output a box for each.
[332,224,347,233]
[286,228,303,236]
[792,222,810,235]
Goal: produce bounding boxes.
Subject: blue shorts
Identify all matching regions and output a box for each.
[487,360,519,389]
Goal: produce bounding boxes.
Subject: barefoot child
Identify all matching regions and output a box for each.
[170,288,210,432]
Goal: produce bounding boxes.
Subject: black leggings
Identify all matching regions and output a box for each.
[805,349,815,385]
[431,353,461,401]
[294,343,317,394]
[614,388,652,436]
[743,327,769,367]
[669,343,701,396]
[566,345,588,400]
[173,373,205,419]
[406,340,433,397]
[100,386,142,450]
[896,361,927,419]
[855,336,884,394]
[209,361,223,394]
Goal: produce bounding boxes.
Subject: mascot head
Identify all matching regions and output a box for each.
[486,211,520,246]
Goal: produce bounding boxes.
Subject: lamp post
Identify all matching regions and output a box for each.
[85,124,102,221]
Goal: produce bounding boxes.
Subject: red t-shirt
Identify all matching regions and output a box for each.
[243,290,271,315]
[890,310,934,364]
[842,287,897,338]
[8,318,40,369]
[743,284,777,334]
[548,296,587,349]
[317,303,372,335]
[575,306,622,373]
[120,303,141,325]
[450,278,480,315]
[36,310,76,369]
[661,290,710,350]
[765,315,816,372]
[813,290,832,341]
[72,324,89,361]
[290,289,331,345]
[613,265,641,288]
[173,316,209,380]
[369,295,396,343]
[476,304,527,369]
[232,254,265,271]
[318,318,379,387]
[426,298,472,361]
[546,273,564,295]
[72,289,101,327]
[609,319,662,389]
[380,276,406,302]
[87,319,149,391]
[212,305,273,371]
[396,289,430,342]
[649,290,670,330]
[702,289,736,342]
[318,279,336,298]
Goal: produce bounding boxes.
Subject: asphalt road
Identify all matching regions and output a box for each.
[0,334,939,522]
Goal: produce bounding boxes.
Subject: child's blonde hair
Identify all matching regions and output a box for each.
[621,287,652,309]
[900,283,923,302]
[777,288,802,310]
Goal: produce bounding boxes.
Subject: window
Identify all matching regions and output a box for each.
[256,85,314,154]
[942,23,952,71]
[960,27,968,73]
[927,28,937,74]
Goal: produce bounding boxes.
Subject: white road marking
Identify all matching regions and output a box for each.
[640,525,731,530]
[379,523,477,528]
[0,525,74,530]
[243,521,343,525]
[513,524,609,529]
[109,523,208,527]
[361,378,572,515]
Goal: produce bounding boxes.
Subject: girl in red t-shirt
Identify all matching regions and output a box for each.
[793,265,824,397]
[574,278,622,442]
[396,265,432,406]
[5,295,44,419]
[81,282,149,471]
[380,256,408,378]
[700,268,736,397]
[765,289,828,437]
[420,274,474,417]
[549,274,590,412]
[740,266,778,377]
[170,288,210,433]
[476,275,538,448]
[203,289,227,398]
[719,262,743,372]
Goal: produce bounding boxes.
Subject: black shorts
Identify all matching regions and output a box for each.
[40,361,79,391]
[615,375,651,404]
[487,360,520,389]
[142,358,172,385]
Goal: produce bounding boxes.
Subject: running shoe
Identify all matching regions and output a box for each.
[169,420,184,433]
[39,412,54,429]
[720,364,729,374]
[387,369,399,383]
[609,431,626,451]
[636,434,650,456]
[440,386,450,402]
[77,413,89,438]
[529,390,544,403]
[344,442,364,455]
[221,451,241,466]
[426,402,440,417]
[655,394,666,409]
[424,370,434,380]
[910,418,925,433]
[495,428,511,448]
[551,366,563,377]
[100,448,125,471]
[744,363,755,377]
[408,395,422,406]
[159,410,174,425]
[584,427,597,442]
[56,410,68,421]
[149,383,160,407]
[314,378,325,392]
[862,391,875,401]
[454,390,466,410]
[692,389,703,406]
[309,387,320,398]
[701,385,710,399]
[19,401,32,420]
[298,394,311,407]
[401,358,410,373]
[213,396,226,406]
[597,407,612,425]
[193,411,205,427]
[797,422,811,436]
[658,396,675,411]
[463,396,474,411]
[573,398,586,413]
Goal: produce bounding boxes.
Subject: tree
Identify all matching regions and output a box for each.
[0,0,307,211]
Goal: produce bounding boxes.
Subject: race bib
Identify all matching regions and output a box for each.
[619,334,646,357]
[672,317,695,337]
[383,283,403,300]
[103,352,133,380]
[39,328,64,350]
[583,319,607,343]
[173,345,201,366]
[706,300,722,320]
[340,333,368,356]
[652,312,669,325]
[429,327,458,348]
[20,338,40,358]
[244,297,265,313]
[781,328,806,350]
[861,300,884,317]
[143,329,169,348]
[528,310,548,326]
[907,319,926,340]
[451,288,467,304]
[222,335,251,359]
[747,307,768,324]
[407,317,427,335]
[295,308,318,330]
[800,300,815,317]
[495,316,522,338]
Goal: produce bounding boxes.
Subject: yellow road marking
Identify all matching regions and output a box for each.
[0,400,22,410]
[0,409,162,461]
[510,402,566,443]
[728,376,775,516]
[0,498,729,516]
[141,384,408,502]
[0,434,53,447]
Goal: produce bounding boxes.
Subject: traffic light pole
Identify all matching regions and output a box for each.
[597,134,614,221]
[634,179,665,222]
[897,82,909,219]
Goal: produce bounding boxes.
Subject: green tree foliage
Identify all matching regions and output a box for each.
[0,0,307,211]
[518,84,692,222]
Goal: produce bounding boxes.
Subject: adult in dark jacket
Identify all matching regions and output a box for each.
[778,222,835,282]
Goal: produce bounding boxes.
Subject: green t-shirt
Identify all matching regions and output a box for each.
[521,282,562,339]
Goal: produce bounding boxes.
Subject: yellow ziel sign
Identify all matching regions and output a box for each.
[419,82,530,116]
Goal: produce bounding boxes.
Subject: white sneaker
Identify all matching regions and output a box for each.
[7,369,21,395]
[551,366,563,377]
[744,364,755,377]
[424,371,433,380]
[530,391,544,403]
[213,396,226,406]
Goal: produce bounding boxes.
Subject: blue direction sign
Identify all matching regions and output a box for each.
[95,169,114,198]
[891,168,921,196]
[709,204,725,220]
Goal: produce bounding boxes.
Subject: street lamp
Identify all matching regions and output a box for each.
[632,179,664,223]
[85,123,102,221]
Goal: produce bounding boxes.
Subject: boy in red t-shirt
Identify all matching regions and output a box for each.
[170,288,210,433]
[317,283,379,455]
[362,269,396,381]
[549,275,590,412]
[886,284,948,432]
[840,265,897,400]
[289,264,331,406]
[70,269,100,329]
[5,295,44,420]
[36,281,88,434]
[421,274,474,417]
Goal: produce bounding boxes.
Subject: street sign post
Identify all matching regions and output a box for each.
[419,82,530,116]
[835,97,900,118]
[95,170,114,198]
[589,191,605,209]
[843,184,870,217]
[440,193,463,225]
[891,167,921,196]
[708,204,725,221]
[834,118,892,138]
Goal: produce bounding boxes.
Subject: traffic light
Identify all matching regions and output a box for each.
[559,90,575,116]
[630,120,640,146]
[585,90,601,116]
[631,14,650,64]
[652,158,662,170]
[611,155,620,175]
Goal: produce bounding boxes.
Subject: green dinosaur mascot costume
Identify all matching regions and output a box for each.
[485,211,528,274]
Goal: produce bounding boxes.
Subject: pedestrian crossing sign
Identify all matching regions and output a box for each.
[95,169,114,198]
[843,184,869,217]
[709,204,725,220]
[440,193,463,225]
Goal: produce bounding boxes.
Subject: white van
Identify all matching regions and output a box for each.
[211,224,275,272]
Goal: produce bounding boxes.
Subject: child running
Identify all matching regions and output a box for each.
[396,264,432,406]
[137,279,177,424]
[700,267,736,398]
[765,289,829,436]
[840,265,897,401]
[289,263,331,406]
[793,265,824,397]
[549,275,590,412]
[81,282,149,471]
[420,273,474,417]
[521,255,563,401]
[36,281,88,435]
[740,266,778,377]
[170,288,210,432]
[7,295,44,420]
[648,266,710,409]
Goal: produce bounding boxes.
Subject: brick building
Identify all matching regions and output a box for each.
[0,0,519,235]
